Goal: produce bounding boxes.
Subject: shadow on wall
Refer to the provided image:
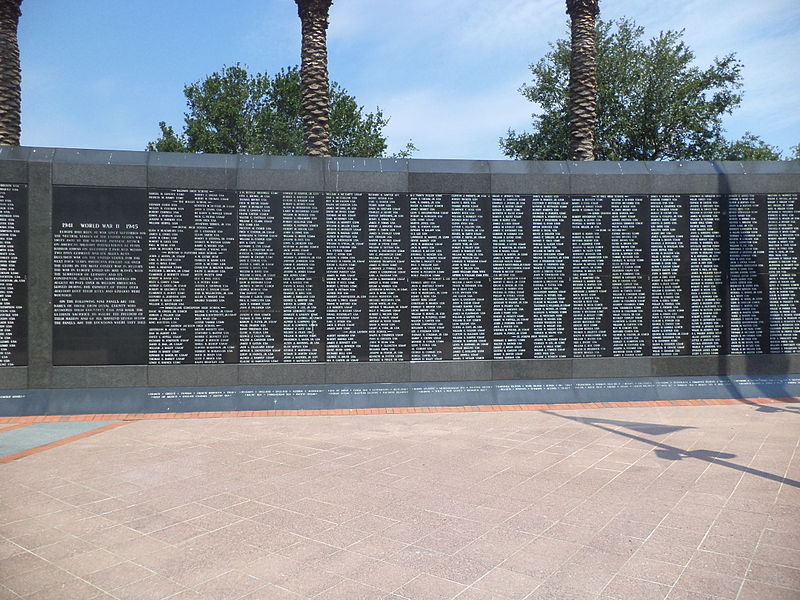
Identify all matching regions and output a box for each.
[713,164,797,413]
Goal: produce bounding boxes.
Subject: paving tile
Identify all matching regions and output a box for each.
[447,589,498,600]
[113,574,185,600]
[674,567,743,599]
[737,580,800,600]
[746,561,800,590]
[425,551,495,585]
[636,538,697,566]
[84,560,153,592]
[752,543,800,569]
[348,535,408,560]
[239,584,304,599]
[525,580,599,600]
[1,565,76,597]
[313,579,387,600]
[601,574,671,600]
[55,547,123,577]
[0,540,24,561]
[397,573,466,600]
[276,563,343,596]
[499,536,581,579]
[687,550,750,578]
[22,577,105,600]
[192,570,267,600]
[134,547,231,587]
[148,521,207,544]
[618,555,685,586]
[34,535,99,561]
[471,566,541,599]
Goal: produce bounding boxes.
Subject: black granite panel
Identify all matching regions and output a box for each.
[611,195,651,357]
[0,183,27,366]
[52,187,148,365]
[326,192,368,361]
[767,193,800,353]
[688,194,729,355]
[571,195,612,357]
[238,190,283,363]
[451,193,492,360]
[147,189,238,365]
[531,195,571,358]
[282,191,325,363]
[368,193,411,361]
[492,193,533,359]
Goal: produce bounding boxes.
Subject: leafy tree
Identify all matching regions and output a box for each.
[294,0,333,156]
[147,64,390,157]
[0,0,23,145]
[719,132,781,161]
[565,0,600,160]
[502,19,746,161]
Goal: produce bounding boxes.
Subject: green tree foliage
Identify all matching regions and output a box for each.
[148,64,390,157]
[502,19,751,161]
[718,132,781,161]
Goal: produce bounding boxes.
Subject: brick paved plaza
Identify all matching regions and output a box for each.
[1,403,799,599]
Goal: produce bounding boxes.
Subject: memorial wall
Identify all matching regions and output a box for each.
[0,147,798,389]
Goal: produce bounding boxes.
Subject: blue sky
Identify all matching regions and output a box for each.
[18,0,800,159]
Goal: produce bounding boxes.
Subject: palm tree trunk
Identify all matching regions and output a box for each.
[295,0,332,157]
[566,0,599,161]
[0,0,22,146]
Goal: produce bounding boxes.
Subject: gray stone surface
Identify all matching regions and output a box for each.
[148,152,238,189]
[0,146,30,182]
[490,160,568,195]
[326,361,410,384]
[52,148,147,187]
[647,161,728,195]
[147,365,204,387]
[26,159,53,389]
[325,158,408,193]
[572,357,653,379]
[651,355,729,377]
[195,365,239,387]
[0,367,27,389]
[237,155,325,190]
[409,159,491,194]
[725,354,798,376]
[239,363,326,386]
[79,366,148,388]
[570,161,653,196]
[491,359,573,380]
[50,367,89,389]
[408,360,494,383]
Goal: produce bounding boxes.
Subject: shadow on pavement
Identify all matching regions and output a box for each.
[543,410,800,489]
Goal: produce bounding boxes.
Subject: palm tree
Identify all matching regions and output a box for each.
[566,0,599,160]
[294,0,333,157]
[0,0,23,145]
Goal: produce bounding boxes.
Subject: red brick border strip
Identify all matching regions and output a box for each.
[0,421,130,464]
[0,396,797,426]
